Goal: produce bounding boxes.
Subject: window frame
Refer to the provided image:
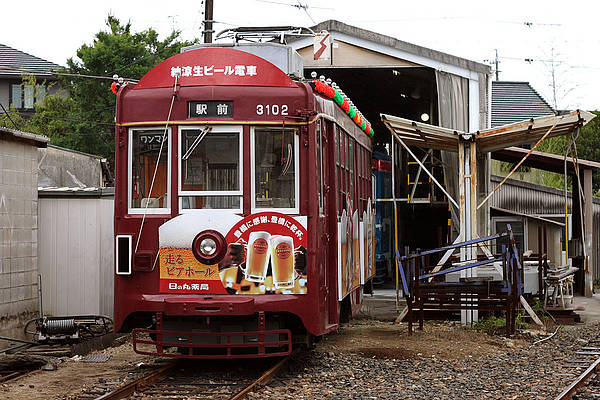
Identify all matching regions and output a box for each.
[178,125,244,213]
[250,126,300,214]
[491,216,528,254]
[10,82,46,110]
[316,119,324,214]
[128,127,172,215]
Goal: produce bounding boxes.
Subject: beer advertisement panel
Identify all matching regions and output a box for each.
[158,211,307,295]
[363,199,376,283]
[337,195,362,301]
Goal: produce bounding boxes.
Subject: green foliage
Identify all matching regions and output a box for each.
[474,315,506,333]
[515,310,529,330]
[530,300,546,318]
[9,15,198,165]
[474,310,529,334]
[538,111,600,194]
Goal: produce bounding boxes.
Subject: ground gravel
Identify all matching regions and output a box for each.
[250,320,600,400]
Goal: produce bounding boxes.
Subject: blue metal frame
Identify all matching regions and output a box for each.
[397,225,524,298]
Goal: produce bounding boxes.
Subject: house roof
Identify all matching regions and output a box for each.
[491,81,555,127]
[0,43,61,78]
[293,20,490,76]
[0,126,49,147]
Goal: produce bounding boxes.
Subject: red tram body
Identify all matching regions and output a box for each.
[113,44,375,358]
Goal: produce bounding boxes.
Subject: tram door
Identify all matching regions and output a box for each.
[317,120,337,329]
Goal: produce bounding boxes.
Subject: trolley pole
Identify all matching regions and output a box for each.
[203,0,214,43]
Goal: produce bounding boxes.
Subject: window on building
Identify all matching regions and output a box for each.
[494,218,526,255]
[11,84,46,109]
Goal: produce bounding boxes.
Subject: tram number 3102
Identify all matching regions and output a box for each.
[256,104,288,116]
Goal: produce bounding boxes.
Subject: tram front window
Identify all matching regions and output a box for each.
[179,126,242,210]
[130,129,169,210]
[254,128,297,210]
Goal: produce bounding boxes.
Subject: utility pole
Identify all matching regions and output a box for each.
[494,49,499,81]
[203,0,214,43]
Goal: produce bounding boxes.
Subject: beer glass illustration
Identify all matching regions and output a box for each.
[346,213,353,292]
[245,231,271,282]
[270,235,296,289]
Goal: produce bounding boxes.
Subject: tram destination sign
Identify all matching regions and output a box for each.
[188,101,233,118]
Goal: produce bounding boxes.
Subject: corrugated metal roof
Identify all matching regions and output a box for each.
[38,186,114,197]
[491,81,555,127]
[0,43,61,78]
[1,126,50,146]
[301,20,491,75]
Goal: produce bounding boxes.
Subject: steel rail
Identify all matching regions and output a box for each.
[230,355,291,400]
[94,363,176,400]
[555,356,600,400]
[93,354,290,400]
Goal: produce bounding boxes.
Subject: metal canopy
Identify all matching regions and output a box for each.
[383,109,597,319]
[381,110,595,153]
[493,146,600,174]
[380,114,462,152]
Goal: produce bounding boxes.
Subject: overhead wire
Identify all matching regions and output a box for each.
[134,74,179,253]
[0,103,21,130]
[0,65,139,83]
[14,111,115,127]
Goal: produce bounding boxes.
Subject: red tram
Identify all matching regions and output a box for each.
[113,43,375,358]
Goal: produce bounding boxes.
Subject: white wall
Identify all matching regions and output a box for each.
[38,196,114,317]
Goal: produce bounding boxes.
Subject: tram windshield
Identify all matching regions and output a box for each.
[179,126,242,210]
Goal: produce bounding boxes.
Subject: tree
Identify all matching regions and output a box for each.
[28,15,197,163]
[538,110,600,194]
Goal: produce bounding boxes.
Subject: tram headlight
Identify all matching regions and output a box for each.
[200,238,217,256]
[192,230,227,265]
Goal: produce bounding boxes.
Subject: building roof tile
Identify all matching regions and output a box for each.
[0,43,61,78]
[491,81,555,127]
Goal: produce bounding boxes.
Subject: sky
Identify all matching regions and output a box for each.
[2,0,598,110]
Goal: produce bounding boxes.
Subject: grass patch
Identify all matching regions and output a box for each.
[474,310,529,334]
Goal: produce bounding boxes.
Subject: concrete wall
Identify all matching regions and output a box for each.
[38,195,114,317]
[0,139,40,319]
[38,145,103,188]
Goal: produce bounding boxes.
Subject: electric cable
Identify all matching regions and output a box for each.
[134,74,178,252]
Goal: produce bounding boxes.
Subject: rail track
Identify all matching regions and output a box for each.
[83,355,291,400]
[554,340,600,399]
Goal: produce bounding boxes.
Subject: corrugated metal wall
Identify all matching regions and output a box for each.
[38,196,114,318]
[490,175,600,278]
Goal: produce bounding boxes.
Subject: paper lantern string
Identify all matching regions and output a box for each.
[311,80,373,136]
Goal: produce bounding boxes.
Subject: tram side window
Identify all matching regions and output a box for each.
[254,128,297,210]
[179,127,241,210]
[317,120,324,213]
[130,129,169,210]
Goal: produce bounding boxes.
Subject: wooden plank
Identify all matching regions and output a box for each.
[520,295,544,326]
[393,306,408,325]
